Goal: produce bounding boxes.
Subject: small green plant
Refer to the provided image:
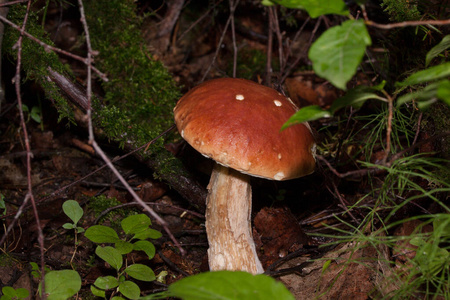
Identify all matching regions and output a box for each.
[30,262,51,279]
[0,286,29,300]
[62,200,85,267]
[84,214,161,299]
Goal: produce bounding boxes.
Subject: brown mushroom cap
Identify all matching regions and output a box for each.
[174,78,316,181]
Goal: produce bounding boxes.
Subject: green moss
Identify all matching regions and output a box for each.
[84,0,180,153]
[381,0,421,22]
[425,102,450,160]
[231,48,268,80]
[3,4,75,123]
[87,195,138,226]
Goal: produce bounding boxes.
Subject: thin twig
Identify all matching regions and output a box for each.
[0,13,108,81]
[0,0,30,6]
[12,0,46,296]
[412,112,423,146]
[281,17,310,83]
[201,0,240,82]
[94,201,205,224]
[268,6,283,84]
[176,0,223,42]
[382,91,394,164]
[265,6,274,85]
[0,194,30,249]
[229,0,237,78]
[366,18,450,30]
[331,180,358,223]
[281,17,320,83]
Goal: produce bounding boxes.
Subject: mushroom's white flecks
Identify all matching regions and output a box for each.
[274,172,285,180]
[278,153,282,160]
[235,94,245,101]
[274,100,282,107]
[180,130,184,138]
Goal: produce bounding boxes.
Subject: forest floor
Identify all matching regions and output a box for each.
[0,1,449,299]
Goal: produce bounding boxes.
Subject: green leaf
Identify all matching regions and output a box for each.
[85,225,120,243]
[39,270,81,300]
[0,193,6,215]
[133,228,162,240]
[426,35,450,66]
[124,264,156,282]
[30,105,42,123]
[90,285,106,298]
[322,260,332,274]
[62,223,75,230]
[94,276,120,290]
[396,81,441,109]
[329,85,387,114]
[62,200,84,225]
[115,240,134,255]
[2,286,17,297]
[436,79,450,105]
[118,281,141,299]
[309,20,371,90]
[282,105,331,129]
[133,240,156,259]
[168,271,295,300]
[111,297,126,300]
[262,0,348,18]
[396,62,450,87]
[121,214,151,235]
[95,246,123,271]
[15,288,29,298]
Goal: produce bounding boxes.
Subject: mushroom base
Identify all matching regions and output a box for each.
[205,164,264,274]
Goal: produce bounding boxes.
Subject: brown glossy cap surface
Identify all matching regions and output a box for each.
[173,78,316,180]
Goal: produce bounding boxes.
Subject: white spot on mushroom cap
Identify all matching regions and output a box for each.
[274,172,285,180]
[311,143,317,157]
[235,94,244,100]
[278,153,282,160]
[180,130,184,138]
[274,100,282,107]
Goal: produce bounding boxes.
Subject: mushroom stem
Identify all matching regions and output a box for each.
[205,164,264,274]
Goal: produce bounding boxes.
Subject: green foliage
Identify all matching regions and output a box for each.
[38,269,81,300]
[309,20,371,90]
[232,49,268,80]
[0,287,29,300]
[283,82,387,126]
[84,0,180,153]
[87,195,132,225]
[380,0,421,22]
[396,38,450,108]
[30,262,50,279]
[84,214,160,299]
[425,35,450,67]
[145,271,295,300]
[3,4,75,123]
[0,193,5,216]
[262,0,348,18]
[62,200,84,234]
[284,34,449,128]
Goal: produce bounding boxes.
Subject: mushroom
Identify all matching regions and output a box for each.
[173,78,316,274]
